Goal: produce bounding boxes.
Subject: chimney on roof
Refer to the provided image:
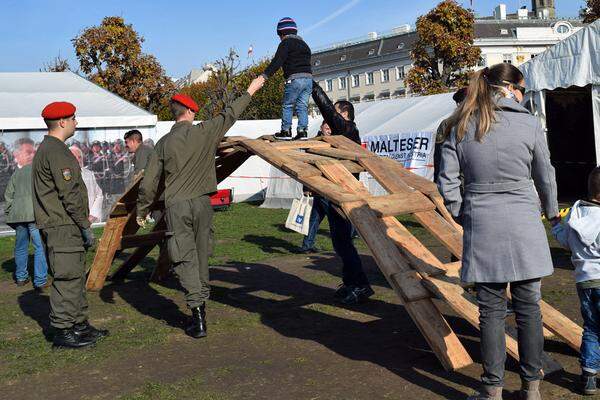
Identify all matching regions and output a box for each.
[368,31,378,40]
[494,4,507,20]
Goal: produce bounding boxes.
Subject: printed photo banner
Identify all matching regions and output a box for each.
[361,131,435,180]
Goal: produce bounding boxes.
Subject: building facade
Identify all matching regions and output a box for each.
[311,1,583,103]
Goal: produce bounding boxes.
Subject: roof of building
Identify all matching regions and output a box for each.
[312,18,585,73]
[0,71,157,131]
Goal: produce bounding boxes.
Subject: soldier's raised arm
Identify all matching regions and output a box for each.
[198,76,266,149]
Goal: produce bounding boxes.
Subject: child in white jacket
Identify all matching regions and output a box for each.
[552,167,600,396]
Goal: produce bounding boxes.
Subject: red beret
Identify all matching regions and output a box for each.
[41,102,76,120]
[171,94,199,113]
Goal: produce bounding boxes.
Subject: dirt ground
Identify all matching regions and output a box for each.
[0,248,593,400]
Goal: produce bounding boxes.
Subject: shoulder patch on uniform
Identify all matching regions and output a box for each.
[61,168,72,181]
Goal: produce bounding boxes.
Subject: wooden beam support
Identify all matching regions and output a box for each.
[271,140,332,150]
[307,147,372,162]
[366,192,436,217]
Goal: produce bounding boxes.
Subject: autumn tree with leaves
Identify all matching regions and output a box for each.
[72,16,174,114]
[581,0,600,23]
[406,0,481,95]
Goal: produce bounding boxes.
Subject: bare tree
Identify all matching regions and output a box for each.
[41,54,71,72]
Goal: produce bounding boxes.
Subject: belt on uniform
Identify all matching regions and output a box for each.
[465,179,533,193]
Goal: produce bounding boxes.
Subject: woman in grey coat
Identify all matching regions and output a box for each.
[437,63,560,400]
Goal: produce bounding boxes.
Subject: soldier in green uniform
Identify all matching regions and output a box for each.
[124,129,153,174]
[32,101,108,348]
[137,76,265,338]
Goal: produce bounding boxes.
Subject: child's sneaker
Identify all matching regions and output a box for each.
[292,129,308,141]
[580,371,597,395]
[275,129,292,140]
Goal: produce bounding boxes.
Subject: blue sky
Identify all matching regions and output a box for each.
[0,0,584,78]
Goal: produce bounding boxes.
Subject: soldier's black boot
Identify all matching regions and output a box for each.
[185,304,207,339]
[53,328,95,349]
[74,321,109,342]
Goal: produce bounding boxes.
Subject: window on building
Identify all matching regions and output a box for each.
[500,29,509,35]
[395,66,405,80]
[366,72,374,85]
[531,54,537,59]
[314,60,321,66]
[477,56,486,67]
[397,43,405,50]
[381,69,390,83]
[556,24,571,34]
[339,76,347,90]
[368,49,375,56]
[340,55,347,61]
[326,79,333,92]
[352,74,360,87]
[503,54,513,64]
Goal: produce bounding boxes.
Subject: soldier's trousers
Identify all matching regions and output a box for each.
[40,225,88,329]
[165,195,213,309]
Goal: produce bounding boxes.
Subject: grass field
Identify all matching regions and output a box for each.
[0,202,579,400]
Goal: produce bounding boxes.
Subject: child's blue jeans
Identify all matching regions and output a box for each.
[281,78,312,132]
[578,287,600,373]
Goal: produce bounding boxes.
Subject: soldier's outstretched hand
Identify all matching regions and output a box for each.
[247,76,265,96]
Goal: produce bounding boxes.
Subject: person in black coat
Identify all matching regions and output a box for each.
[310,81,373,305]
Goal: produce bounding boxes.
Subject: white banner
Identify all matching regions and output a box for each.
[361,131,435,180]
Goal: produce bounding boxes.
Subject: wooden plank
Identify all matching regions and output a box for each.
[301,176,362,205]
[539,300,582,352]
[285,151,364,173]
[381,218,449,277]
[391,271,431,302]
[379,157,439,195]
[110,216,168,282]
[316,161,369,195]
[367,192,436,217]
[361,157,463,258]
[271,140,332,150]
[423,277,520,361]
[281,161,323,179]
[306,147,371,162]
[341,199,473,370]
[120,231,166,250]
[321,135,372,156]
[241,140,289,168]
[86,214,131,291]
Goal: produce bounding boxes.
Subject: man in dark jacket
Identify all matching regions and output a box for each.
[261,17,312,140]
[311,82,373,305]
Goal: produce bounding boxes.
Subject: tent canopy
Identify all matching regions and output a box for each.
[0,71,157,130]
[520,20,600,92]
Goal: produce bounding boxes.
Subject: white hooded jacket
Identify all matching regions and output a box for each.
[552,200,600,283]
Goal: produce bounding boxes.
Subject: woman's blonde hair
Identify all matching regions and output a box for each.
[444,63,524,142]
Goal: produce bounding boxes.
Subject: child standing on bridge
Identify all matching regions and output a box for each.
[261,17,312,141]
[552,166,600,396]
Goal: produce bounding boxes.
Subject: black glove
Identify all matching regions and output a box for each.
[81,228,95,250]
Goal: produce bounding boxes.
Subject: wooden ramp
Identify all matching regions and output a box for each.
[86,134,582,371]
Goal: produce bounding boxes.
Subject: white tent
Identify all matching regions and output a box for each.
[520,19,600,162]
[0,71,157,131]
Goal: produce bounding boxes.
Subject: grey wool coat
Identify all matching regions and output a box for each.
[437,97,559,283]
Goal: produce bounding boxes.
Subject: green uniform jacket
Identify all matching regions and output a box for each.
[137,93,251,217]
[4,164,35,224]
[32,135,90,230]
[133,143,153,174]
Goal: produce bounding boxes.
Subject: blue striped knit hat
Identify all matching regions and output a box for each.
[277,17,297,35]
